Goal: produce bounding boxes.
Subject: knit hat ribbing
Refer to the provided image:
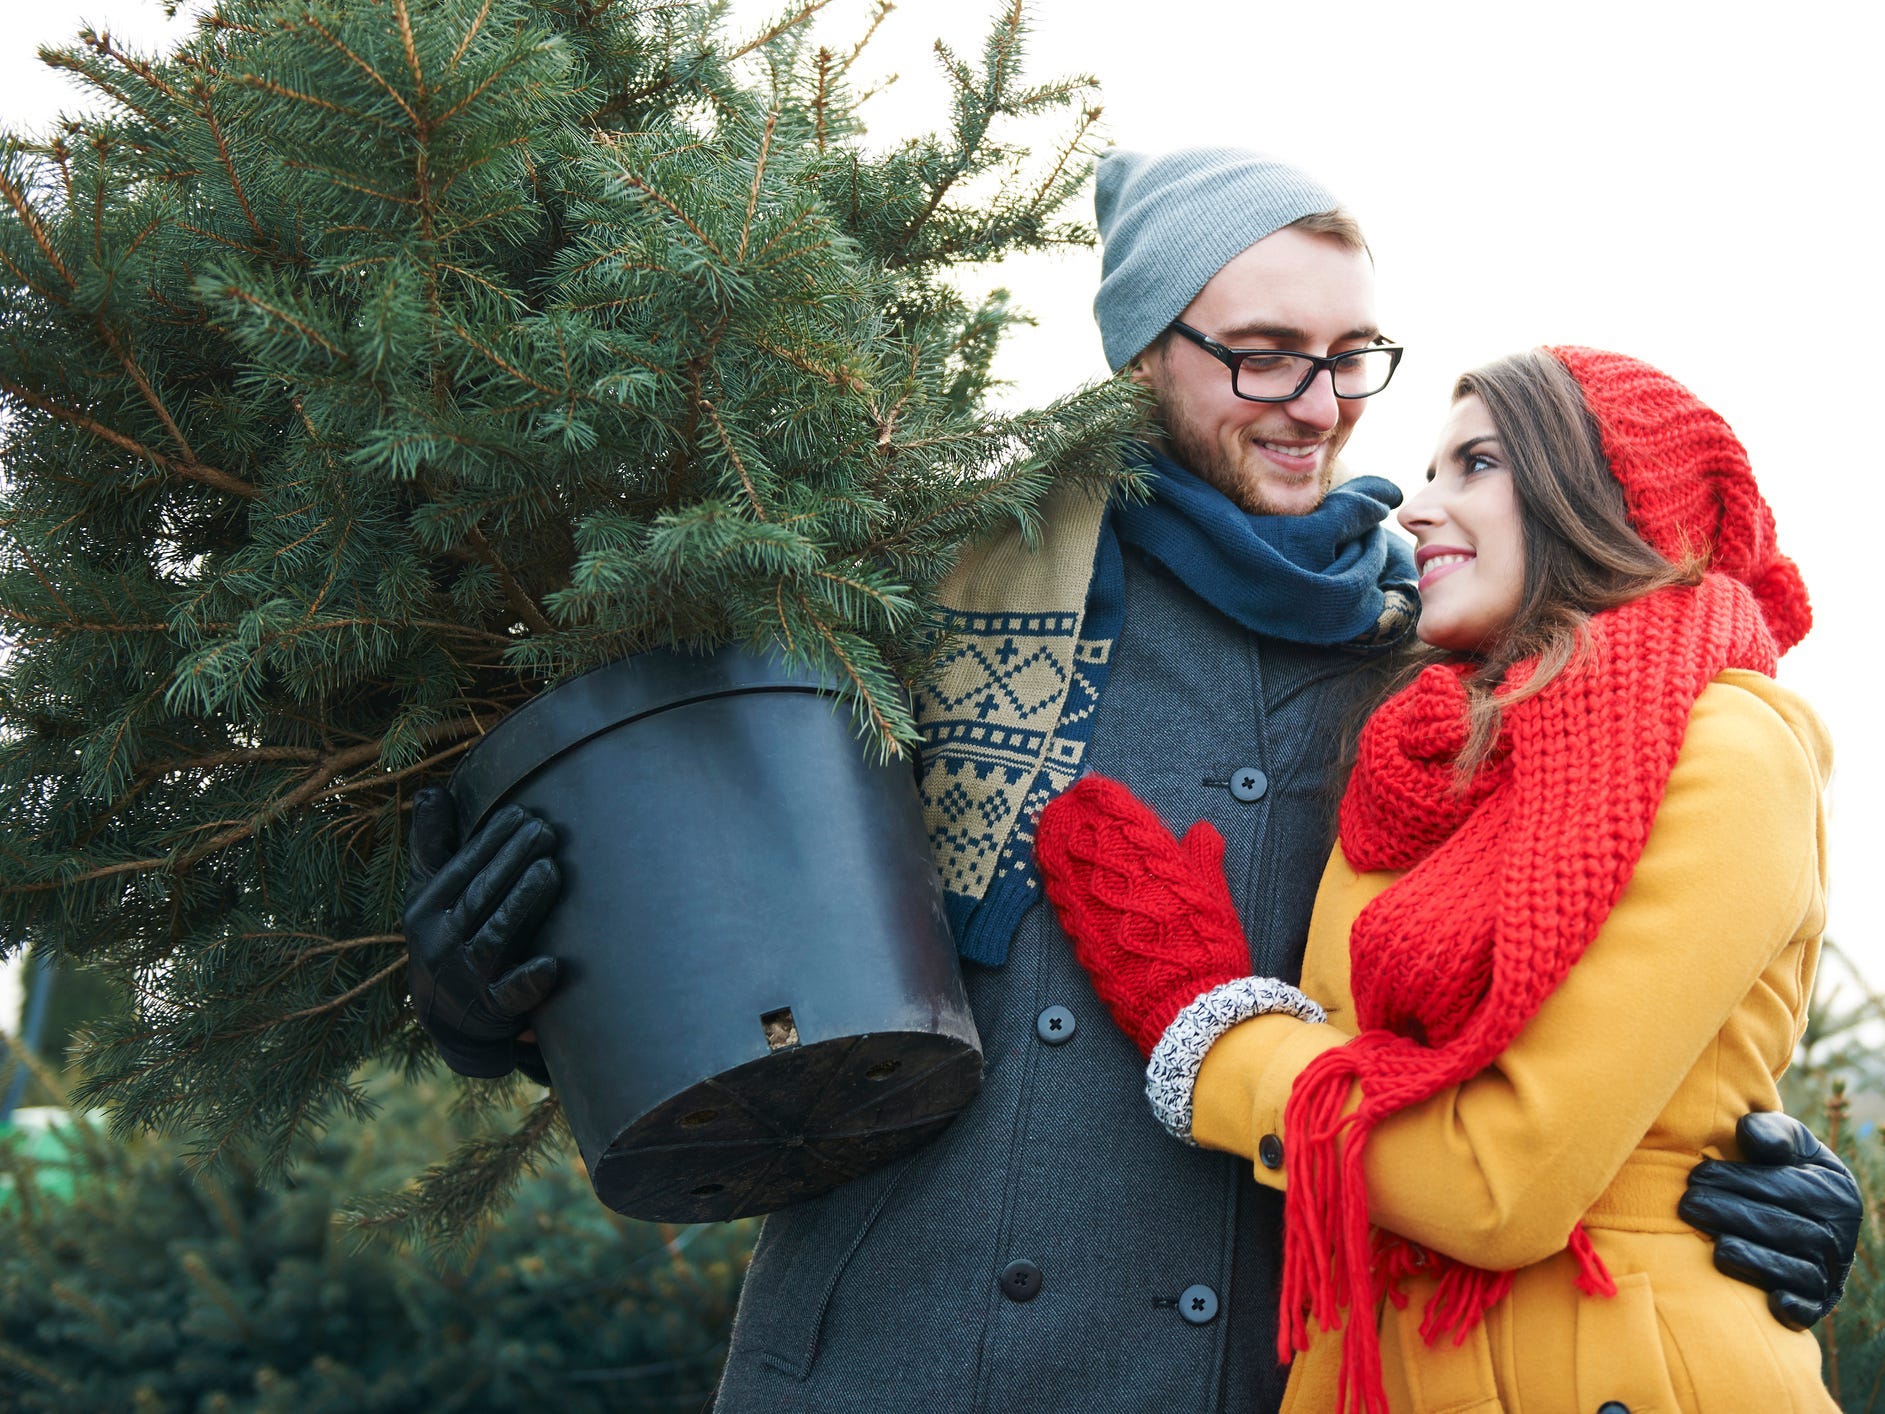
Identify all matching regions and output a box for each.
[1548,346,1813,654]
[1093,147,1343,371]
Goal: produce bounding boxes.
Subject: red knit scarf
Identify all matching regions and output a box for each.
[1279,573,1778,1414]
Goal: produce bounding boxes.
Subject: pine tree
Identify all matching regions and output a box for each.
[0,0,1139,1221]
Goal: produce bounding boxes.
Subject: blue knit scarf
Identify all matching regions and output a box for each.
[1113,449,1417,646]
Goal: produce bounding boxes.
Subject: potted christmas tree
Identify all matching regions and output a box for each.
[0,0,1136,1227]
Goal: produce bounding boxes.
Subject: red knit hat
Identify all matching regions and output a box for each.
[1547,345,1812,654]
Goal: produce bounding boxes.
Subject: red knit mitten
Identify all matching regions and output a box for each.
[1035,774,1252,1058]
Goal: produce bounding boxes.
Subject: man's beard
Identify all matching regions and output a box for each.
[1152,397,1338,517]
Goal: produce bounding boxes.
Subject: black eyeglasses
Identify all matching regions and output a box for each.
[1168,321,1404,402]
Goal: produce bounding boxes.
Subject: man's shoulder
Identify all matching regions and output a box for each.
[935,478,1113,618]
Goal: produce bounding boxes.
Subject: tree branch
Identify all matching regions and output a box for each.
[151,746,328,774]
[392,0,427,100]
[795,591,898,746]
[233,74,379,126]
[813,49,831,154]
[595,136,727,260]
[1027,103,1102,214]
[82,27,190,105]
[726,0,836,63]
[448,0,495,73]
[307,736,477,805]
[0,167,77,288]
[736,108,777,260]
[91,320,200,469]
[210,284,346,357]
[0,378,259,500]
[460,524,555,634]
[299,11,425,133]
[749,332,867,393]
[198,87,267,242]
[0,719,489,896]
[697,397,767,520]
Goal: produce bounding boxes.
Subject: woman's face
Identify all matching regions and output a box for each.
[1399,394,1526,653]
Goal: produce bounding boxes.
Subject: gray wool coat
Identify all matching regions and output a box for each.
[714,542,1396,1413]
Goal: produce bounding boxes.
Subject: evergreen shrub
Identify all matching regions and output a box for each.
[1788,946,1885,1407]
[0,1078,753,1412]
[1816,1080,1885,1409]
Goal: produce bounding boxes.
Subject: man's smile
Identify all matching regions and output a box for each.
[1251,437,1327,474]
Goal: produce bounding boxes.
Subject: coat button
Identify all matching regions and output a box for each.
[1596,1405,1631,1414]
[1036,1005,1077,1045]
[1179,1283,1219,1325]
[1258,1133,1285,1170]
[999,1259,1043,1302]
[1229,767,1268,802]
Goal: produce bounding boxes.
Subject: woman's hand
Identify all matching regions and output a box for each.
[1035,775,1255,1057]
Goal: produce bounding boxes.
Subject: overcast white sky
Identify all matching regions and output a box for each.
[2,0,1881,1022]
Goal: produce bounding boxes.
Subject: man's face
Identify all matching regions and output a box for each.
[1137,228,1380,516]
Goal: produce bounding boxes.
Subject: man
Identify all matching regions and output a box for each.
[405,148,1858,1411]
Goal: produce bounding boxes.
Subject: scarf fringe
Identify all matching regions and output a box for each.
[1280,1042,1391,1414]
[1415,1260,1514,1347]
[1568,1222,1618,1297]
[1280,1037,1620,1414]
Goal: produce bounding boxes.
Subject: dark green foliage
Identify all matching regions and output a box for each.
[0,0,1139,1215]
[1814,1078,1885,1411]
[1788,944,1885,1408]
[0,1080,753,1412]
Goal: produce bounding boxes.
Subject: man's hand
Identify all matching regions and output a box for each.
[404,786,563,1082]
[1678,1110,1863,1329]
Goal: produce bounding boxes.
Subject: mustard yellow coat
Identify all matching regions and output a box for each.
[1192,671,1837,1413]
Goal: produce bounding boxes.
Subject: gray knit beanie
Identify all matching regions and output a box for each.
[1093,147,1343,371]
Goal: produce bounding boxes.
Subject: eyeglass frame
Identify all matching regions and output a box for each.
[1166,320,1405,403]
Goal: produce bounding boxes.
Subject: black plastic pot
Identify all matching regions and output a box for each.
[449,645,982,1222]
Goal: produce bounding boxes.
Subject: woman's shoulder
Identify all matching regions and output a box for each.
[1689,671,1832,789]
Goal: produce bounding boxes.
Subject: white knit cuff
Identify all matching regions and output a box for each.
[1144,976,1326,1146]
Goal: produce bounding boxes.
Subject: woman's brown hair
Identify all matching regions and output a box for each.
[1442,350,1703,770]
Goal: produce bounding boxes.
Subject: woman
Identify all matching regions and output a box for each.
[1035,347,1836,1412]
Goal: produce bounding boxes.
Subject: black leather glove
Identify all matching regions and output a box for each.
[404,786,563,1082]
[1678,1110,1863,1329]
